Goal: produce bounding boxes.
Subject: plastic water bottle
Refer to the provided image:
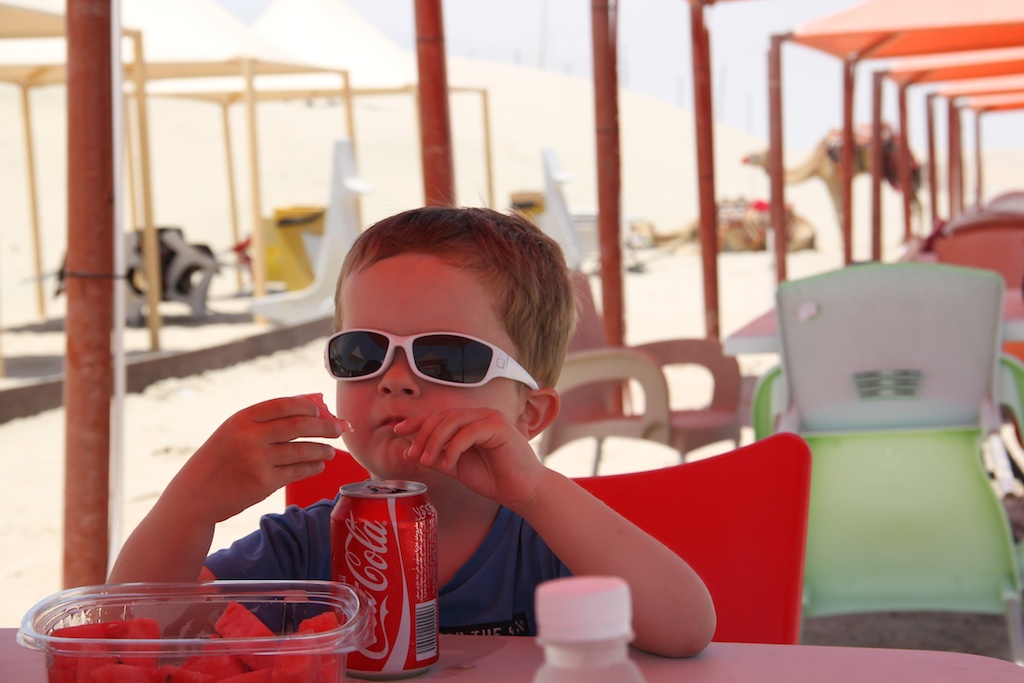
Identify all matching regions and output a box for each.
[532,576,647,683]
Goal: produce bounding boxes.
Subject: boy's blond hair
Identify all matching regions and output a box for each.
[334,206,576,389]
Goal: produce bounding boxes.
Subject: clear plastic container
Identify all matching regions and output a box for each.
[18,580,373,682]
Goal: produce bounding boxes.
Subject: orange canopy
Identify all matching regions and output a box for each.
[939,74,1024,98]
[792,0,1024,60]
[963,92,1024,112]
[888,47,1024,86]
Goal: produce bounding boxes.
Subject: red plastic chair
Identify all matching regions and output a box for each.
[284,449,368,508]
[574,433,812,645]
[284,435,812,645]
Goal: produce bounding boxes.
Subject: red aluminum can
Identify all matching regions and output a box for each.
[331,480,439,679]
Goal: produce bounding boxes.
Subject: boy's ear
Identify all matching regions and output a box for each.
[517,387,560,439]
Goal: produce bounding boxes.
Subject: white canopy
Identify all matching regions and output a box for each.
[253,0,417,89]
[0,0,62,39]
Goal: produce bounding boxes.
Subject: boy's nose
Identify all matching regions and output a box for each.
[377,348,420,396]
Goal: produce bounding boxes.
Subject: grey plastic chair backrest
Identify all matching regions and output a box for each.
[776,262,1004,432]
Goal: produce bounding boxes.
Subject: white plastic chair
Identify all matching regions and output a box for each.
[762,262,1024,664]
[250,139,371,325]
[537,347,672,475]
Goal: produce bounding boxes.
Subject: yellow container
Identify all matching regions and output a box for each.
[263,205,326,290]
[510,191,545,224]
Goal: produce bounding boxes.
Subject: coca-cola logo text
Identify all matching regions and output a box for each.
[343,513,393,660]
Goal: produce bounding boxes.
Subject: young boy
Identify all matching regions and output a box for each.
[109,206,715,657]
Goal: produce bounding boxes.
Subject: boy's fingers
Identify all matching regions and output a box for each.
[269,441,337,468]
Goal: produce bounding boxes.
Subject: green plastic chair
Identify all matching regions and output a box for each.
[762,262,1024,664]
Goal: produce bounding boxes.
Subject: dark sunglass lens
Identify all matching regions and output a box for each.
[414,335,493,384]
[329,331,389,378]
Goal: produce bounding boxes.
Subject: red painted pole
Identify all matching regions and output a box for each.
[869,70,883,262]
[947,98,962,218]
[975,110,984,208]
[925,93,938,227]
[414,0,455,206]
[897,84,913,241]
[840,58,855,265]
[64,0,114,588]
[591,0,624,348]
[690,0,719,340]
[768,34,787,284]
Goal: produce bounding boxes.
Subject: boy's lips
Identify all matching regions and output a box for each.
[378,415,406,429]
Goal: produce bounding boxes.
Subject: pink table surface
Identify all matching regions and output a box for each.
[4,629,1022,682]
[724,288,1024,356]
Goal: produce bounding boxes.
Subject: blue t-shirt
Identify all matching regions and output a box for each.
[205,498,571,636]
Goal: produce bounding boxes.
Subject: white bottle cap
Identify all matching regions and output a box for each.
[535,576,634,643]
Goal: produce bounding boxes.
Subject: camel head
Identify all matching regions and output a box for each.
[742,150,769,170]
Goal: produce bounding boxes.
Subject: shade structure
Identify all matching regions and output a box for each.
[939,74,1024,99]
[792,0,1024,60]
[963,92,1024,112]
[0,0,63,38]
[888,47,1024,87]
[0,1,64,340]
[768,1,1024,282]
[884,47,1024,224]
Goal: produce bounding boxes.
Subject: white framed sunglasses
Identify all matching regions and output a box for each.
[324,328,539,390]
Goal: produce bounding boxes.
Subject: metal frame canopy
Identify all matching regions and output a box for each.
[0,0,64,377]
[939,74,1024,99]
[767,0,1024,282]
[887,46,1024,87]
[963,92,1024,112]
[793,0,1024,60]
[881,47,1024,224]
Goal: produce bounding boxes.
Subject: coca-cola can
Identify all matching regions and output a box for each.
[331,480,439,680]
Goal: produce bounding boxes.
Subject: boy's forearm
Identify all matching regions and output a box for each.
[108,495,215,583]
[509,469,716,657]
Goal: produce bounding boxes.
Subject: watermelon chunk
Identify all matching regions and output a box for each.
[181,653,248,679]
[150,666,214,683]
[214,602,275,671]
[297,612,341,634]
[316,656,341,683]
[214,603,275,640]
[121,618,161,640]
[50,618,162,681]
[269,653,320,683]
[88,663,152,683]
[221,671,271,683]
[301,393,350,430]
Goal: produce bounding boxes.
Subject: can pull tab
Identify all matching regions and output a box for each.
[365,484,409,495]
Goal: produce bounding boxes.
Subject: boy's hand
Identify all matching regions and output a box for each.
[165,395,351,525]
[394,407,543,506]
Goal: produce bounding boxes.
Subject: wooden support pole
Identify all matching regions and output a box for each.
[19,85,46,317]
[127,29,161,350]
[242,58,268,302]
[220,101,243,292]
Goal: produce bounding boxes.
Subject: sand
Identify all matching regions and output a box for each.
[2,35,1023,662]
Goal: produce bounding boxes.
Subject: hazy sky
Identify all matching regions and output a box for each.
[216,0,1023,151]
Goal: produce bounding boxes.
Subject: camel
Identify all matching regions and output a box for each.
[742,124,922,233]
[632,197,816,253]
